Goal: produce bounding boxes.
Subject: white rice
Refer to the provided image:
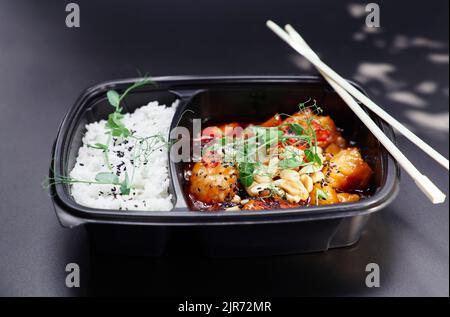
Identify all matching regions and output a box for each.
[70,100,177,211]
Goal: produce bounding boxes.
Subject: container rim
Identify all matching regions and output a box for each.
[50,75,400,227]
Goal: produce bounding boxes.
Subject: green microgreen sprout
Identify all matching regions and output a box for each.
[237,162,255,187]
[105,77,155,138]
[87,140,111,170]
[315,188,329,205]
[43,173,120,188]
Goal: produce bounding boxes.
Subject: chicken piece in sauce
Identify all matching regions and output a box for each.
[189,162,239,204]
[325,147,373,192]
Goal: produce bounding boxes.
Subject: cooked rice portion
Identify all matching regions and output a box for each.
[70,100,177,211]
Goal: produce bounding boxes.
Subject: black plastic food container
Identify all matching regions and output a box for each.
[50,76,399,257]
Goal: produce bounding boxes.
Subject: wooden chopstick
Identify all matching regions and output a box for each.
[268,21,449,171]
[266,20,446,204]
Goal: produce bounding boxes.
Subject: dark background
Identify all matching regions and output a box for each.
[0,0,448,296]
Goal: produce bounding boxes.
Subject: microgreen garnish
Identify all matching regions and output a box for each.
[95,172,119,184]
[298,98,323,115]
[44,170,133,196]
[88,143,109,151]
[289,123,304,135]
[304,148,322,166]
[298,99,323,167]
[279,157,303,169]
[107,90,121,109]
[106,112,130,137]
[105,77,155,138]
[119,171,131,196]
[43,174,115,188]
[238,162,255,187]
[315,188,328,205]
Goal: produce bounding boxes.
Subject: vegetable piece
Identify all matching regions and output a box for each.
[304,148,322,166]
[312,116,339,148]
[289,123,305,135]
[107,90,120,109]
[95,172,119,184]
[119,172,131,196]
[88,143,109,151]
[238,162,255,187]
[279,157,303,169]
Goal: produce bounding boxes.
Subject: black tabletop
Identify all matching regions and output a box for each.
[0,0,448,296]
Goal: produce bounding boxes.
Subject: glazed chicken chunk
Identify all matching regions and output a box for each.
[189,162,239,204]
[326,147,373,191]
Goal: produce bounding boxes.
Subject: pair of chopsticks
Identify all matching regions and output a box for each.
[266,20,448,204]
